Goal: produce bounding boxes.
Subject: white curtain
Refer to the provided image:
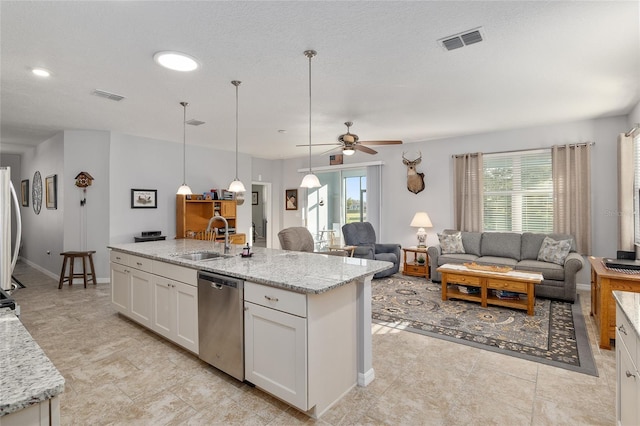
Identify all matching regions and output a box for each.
[453,153,483,232]
[552,144,592,254]
[618,133,634,251]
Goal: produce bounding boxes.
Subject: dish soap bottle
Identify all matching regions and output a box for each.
[242,243,251,257]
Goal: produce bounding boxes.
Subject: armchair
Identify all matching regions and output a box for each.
[278,227,347,256]
[341,222,401,278]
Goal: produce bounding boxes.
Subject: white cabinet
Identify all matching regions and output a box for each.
[109,252,152,328]
[616,304,639,426]
[0,396,60,426]
[109,250,198,354]
[152,276,199,353]
[244,280,357,418]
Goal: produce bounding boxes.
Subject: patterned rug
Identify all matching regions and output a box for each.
[371,274,598,376]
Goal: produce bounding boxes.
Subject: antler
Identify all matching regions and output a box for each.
[402,151,422,162]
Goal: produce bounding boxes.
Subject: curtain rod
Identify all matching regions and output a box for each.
[625,123,639,137]
[451,142,595,158]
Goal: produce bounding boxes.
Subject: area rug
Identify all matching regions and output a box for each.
[371,274,598,376]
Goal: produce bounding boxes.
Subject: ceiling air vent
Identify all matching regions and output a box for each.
[186,119,205,126]
[92,89,125,101]
[438,27,485,51]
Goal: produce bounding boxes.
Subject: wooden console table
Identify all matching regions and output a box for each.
[438,264,543,316]
[589,256,640,349]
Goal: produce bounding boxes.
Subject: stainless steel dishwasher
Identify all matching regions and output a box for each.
[197,271,244,381]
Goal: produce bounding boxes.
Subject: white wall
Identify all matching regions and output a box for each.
[20,133,64,276]
[278,115,629,285]
[629,100,640,127]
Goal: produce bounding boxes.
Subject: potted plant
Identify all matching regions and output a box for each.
[417,255,426,265]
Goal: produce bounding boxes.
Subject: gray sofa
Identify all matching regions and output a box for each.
[427,230,584,302]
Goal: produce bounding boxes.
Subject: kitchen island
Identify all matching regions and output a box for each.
[108,239,392,418]
[0,309,65,425]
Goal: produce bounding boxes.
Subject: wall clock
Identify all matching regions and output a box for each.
[32,171,42,215]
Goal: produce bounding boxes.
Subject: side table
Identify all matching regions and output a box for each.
[327,245,356,257]
[402,247,429,279]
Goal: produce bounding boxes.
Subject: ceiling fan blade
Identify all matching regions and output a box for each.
[296,143,341,147]
[320,146,342,156]
[358,140,403,145]
[354,144,378,155]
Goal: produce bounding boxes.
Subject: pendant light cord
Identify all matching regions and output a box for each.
[305,50,316,174]
[236,82,239,180]
[182,102,188,185]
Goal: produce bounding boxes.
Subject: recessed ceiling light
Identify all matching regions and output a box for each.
[32,68,51,77]
[153,51,199,72]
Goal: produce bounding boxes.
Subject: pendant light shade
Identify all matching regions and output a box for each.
[228,80,246,193]
[300,50,321,189]
[177,101,192,195]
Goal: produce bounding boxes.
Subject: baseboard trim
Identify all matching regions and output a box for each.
[18,257,110,284]
[576,283,590,292]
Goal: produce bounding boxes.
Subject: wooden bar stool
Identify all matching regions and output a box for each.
[58,251,97,289]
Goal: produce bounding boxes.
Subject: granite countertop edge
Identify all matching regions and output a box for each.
[613,290,640,339]
[108,240,393,294]
[0,309,65,417]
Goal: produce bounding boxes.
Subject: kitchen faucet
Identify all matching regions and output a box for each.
[206,214,230,254]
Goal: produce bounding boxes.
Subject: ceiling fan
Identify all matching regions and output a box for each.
[298,121,402,155]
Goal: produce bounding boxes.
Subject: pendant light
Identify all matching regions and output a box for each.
[300,50,321,189]
[176,101,192,195]
[228,80,246,193]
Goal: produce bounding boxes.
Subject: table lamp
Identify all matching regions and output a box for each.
[410,212,433,248]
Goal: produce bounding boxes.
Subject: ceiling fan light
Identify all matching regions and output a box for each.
[343,147,355,156]
[228,179,246,193]
[300,173,321,188]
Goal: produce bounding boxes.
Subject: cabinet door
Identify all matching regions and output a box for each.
[174,281,199,353]
[110,263,130,315]
[617,341,639,426]
[244,301,308,411]
[152,277,174,340]
[220,201,236,218]
[129,269,153,328]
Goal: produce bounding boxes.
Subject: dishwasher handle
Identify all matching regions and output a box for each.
[198,272,242,289]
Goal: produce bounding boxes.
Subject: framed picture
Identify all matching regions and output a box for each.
[45,174,57,209]
[252,191,259,205]
[285,189,298,210]
[131,189,157,209]
[330,154,344,165]
[20,180,29,207]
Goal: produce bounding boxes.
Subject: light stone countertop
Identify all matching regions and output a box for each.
[613,290,640,339]
[108,239,393,294]
[0,309,65,417]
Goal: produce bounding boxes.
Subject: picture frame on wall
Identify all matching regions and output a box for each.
[21,180,29,207]
[131,189,157,208]
[252,191,259,205]
[285,189,298,210]
[45,174,57,209]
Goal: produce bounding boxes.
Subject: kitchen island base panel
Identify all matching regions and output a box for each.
[356,274,375,387]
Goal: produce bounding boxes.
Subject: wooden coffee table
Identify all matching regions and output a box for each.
[437,264,543,315]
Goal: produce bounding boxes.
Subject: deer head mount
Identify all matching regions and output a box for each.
[402,152,425,194]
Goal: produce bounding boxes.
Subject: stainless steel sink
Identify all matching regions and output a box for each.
[176,251,227,261]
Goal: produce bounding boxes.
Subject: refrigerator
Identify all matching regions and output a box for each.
[0,167,22,291]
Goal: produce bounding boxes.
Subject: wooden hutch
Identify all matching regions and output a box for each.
[176,195,246,244]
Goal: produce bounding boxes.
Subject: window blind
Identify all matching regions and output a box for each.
[483,149,553,232]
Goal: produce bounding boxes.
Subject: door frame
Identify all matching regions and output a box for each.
[251,181,273,248]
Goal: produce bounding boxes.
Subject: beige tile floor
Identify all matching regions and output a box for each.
[11,261,616,425]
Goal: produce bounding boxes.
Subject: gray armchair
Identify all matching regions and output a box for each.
[278,227,347,256]
[341,222,401,278]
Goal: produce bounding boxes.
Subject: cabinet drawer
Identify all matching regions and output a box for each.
[486,278,527,293]
[129,255,153,272]
[444,273,481,286]
[616,305,638,365]
[405,265,426,275]
[245,281,307,317]
[110,250,128,265]
[152,261,197,285]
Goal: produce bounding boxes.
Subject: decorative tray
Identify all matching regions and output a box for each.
[463,262,513,273]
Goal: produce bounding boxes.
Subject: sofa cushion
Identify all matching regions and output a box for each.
[521,232,577,260]
[516,259,565,281]
[475,256,518,268]
[438,253,478,266]
[481,232,522,260]
[441,229,482,256]
[537,236,572,265]
[438,232,465,254]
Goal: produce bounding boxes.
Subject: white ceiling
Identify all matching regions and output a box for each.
[1,1,638,160]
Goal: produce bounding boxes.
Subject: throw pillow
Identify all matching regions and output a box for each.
[537,236,572,265]
[438,232,466,254]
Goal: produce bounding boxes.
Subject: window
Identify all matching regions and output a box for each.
[483,149,553,233]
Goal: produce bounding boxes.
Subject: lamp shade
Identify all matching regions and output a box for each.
[410,212,433,228]
[177,184,192,195]
[228,179,246,193]
[300,173,321,188]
